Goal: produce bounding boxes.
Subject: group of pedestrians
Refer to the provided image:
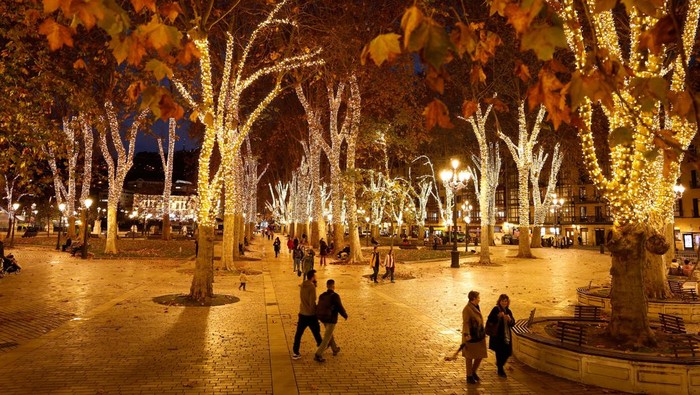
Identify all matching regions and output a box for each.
[368,245,395,283]
[462,291,515,384]
[292,269,348,362]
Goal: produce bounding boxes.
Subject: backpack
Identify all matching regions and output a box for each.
[316,292,334,322]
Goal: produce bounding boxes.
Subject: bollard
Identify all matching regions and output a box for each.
[599,244,605,254]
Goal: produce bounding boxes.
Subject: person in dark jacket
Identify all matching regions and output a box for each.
[368,246,380,283]
[486,294,515,378]
[273,237,281,258]
[291,270,323,360]
[319,238,328,267]
[313,279,348,362]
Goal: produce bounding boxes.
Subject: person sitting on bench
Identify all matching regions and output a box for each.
[70,242,83,256]
[336,246,350,259]
[3,254,21,273]
[62,237,72,252]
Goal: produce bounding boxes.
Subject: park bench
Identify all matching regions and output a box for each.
[668,280,698,301]
[670,336,700,358]
[658,313,686,334]
[398,244,418,249]
[433,245,452,250]
[556,321,588,346]
[573,305,602,320]
[21,229,37,238]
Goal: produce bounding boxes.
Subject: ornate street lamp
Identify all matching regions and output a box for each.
[10,202,20,247]
[56,203,66,250]
[440,158,471,268]
[462,202,473,251]
[81,198,93,259]
[551,194,565,240]
[673,184,686,199]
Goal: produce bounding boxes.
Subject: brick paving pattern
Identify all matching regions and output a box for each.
[0,242,620,394]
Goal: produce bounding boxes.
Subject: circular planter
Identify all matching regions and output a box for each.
[513,317,700,394]
[577,287,700,322]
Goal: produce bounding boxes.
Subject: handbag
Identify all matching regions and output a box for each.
[485,320,498,337]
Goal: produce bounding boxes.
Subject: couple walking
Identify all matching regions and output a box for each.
[368,246,395,283]
[292,270,348,362]
[462,291,515,384]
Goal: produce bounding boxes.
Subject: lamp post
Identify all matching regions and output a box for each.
[440,159,471,268]
[551,194,565,244]
[56,203,66,250]
[365,216,370,246]
[32,209,38,228]
[10,202,20,247]
[81,198,93,259]
[462,202,473,251]
[673,184,685,255]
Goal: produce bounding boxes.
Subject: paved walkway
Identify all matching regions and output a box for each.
[0,240,617,394]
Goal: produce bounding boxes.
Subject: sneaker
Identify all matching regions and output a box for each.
[472,372,480,382]
[466,375,477,384]
[498,367,507,378]
[313,355,326,363]
[332,347,341,356]
[291,353,301,360]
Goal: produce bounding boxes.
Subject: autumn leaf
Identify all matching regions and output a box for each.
[145,59,173,80]
[639,16,676,54]
[490,0,510,16]
[43,0,62,13]
[473,31,501,64]
[425,66,446,94]
[71,0,105,30]
[505,0,544,34]
[177,41,201,65]
[362,33,402,66]
[608,127,633,147]
[73,59,86,69]
[449,22,477,58]
[159,2,183,22]
[528,68,570,129]
[411,21,452,69]
[484,97,508,112]
[131,0,157,13]
[126,81,147,103]
[521,25,567,61]
[38,18,74,51]
[514,60,531,82]
[158,93,184,120]
[139,16,182,51]
[594,0,617,13]
[401,6,424,50]
[423,99,453,130]
[622,0,664,16]
[461,100,478,118]
[469,65,486,85]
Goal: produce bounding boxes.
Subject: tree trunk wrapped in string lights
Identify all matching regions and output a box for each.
[156,118,177,241]
[560,0,700,345]
[499,101,546,258]
[530,144,563,248]
[99,101,148,254]
[461,102,499,264]
[243,137,267,243]
[266,181,289,233]
[173,0,322,300]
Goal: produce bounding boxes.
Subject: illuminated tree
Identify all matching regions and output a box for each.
[174,0,322,299]
[530,144,563,248]
[266,181,289,232]
[559,0,700,344]
[243,138,267,242]
[99,101,148,254]
[461,102,500,264]
[499,101,546,258]
[156,118,177,240]
[46,115,93,238]
[361,171,387,239]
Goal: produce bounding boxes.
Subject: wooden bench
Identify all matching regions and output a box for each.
[659,313,686,334]
[670,336,700,358]
[398,244,418,249]
[669,280,698,301]
[556,321,587,346]
[574,305,601,320]
[433,245,452,250]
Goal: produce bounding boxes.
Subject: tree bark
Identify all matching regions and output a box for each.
[518,227,533,258]
[606,224,655,347]
[222,213,235,270]
[310,220,320,248]
[237,213,245,253]
[644,252,671,299]
[489,225,496,246]
[661,222,675,268]
[162,214,171,240]
[480,225,491,264]
[289,222,295,238]
[67,216,77,238]
[530,226,542,248]
[190,225,215,301]
[104,204,118,254]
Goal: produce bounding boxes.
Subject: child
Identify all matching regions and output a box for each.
[239,272,248,291]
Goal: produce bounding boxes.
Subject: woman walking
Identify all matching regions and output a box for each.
[486,294,515,378]
[462,290,487,385]
[273,237,281,258]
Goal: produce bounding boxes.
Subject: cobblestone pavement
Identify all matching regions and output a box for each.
[0,241,618,394]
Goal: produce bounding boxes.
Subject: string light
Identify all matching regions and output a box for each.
[531,144,563,228]
[156,118,177,220]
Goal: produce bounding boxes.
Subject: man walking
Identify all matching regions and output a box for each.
[292,270,323,360]
[314,279,348,362]
[382,247,395,283]
[369,246,380,283]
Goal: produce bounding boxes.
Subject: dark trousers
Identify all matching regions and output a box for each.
[239,282,246,291]
[382,267,395,281]
[370,265,379,282]
[293,314,323,354]
[495,343,512,368]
